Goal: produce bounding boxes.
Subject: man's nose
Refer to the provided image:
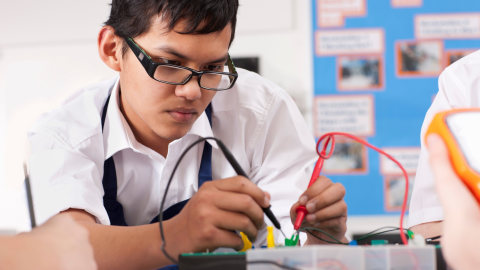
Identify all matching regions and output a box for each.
[175,76,202,100]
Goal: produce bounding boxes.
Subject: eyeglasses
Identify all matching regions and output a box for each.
[125,37,238,91]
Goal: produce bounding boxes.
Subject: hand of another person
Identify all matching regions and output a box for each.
[427,134,480,270]
[15,213,97,270]
[166,176,269,255]
[290,176,347,244]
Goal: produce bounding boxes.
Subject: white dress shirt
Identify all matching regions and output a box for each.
[28,68,317,245]
[408,49,480,227]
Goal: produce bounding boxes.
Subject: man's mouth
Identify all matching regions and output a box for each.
[167,109,197,122]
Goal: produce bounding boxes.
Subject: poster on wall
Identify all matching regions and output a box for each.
[323,138,368,175]
[314,94,375,137]
[317,0,366,28]
[337,55,383,91]
[311,0,480,216]
[395,40,443,77]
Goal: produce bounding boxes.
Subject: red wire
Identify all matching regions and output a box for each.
[316,132,409,246]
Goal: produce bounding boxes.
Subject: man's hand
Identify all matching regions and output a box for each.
[5,213,97,270]
[427,134,480,270]
[290,176,347,244]
[165,176,270,255]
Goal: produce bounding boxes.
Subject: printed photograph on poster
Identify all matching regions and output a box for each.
[396,40,443,77]
[391,0,422,8]
[317,0,366,28]
[380,147,420,175]
[384,174,415,212]
[315,29,385,56]
[323,138,368,174]
[337,55,383,91]
[415,13,480,40]
[445,49,476,67]
[314,94,375,137]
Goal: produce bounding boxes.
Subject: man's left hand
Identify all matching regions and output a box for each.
[290,176,348,244]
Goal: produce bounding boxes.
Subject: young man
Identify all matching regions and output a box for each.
[408,49,480,238]
[28,1,347,269]
[0,214,97,270]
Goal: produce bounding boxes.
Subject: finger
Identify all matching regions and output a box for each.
[305,182,346,213]
[210,177,270,208]
[200,227,244,251]
[307,216,347,233]
[427,134,479,214]
[212,209,260,243]
[300,176,332,203]
[193,184,265,229]
[305,200,347,223]
[212,191,265,229]
[290,201,301,222]
[427,134,460,190]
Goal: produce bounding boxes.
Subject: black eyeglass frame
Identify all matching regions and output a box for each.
[125,37,238,91]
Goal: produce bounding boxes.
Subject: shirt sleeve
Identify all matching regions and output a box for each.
[28,130,110,225]
[408,64,470,227]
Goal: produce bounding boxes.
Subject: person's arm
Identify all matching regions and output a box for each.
[64,176,270,270]
[408,62,471,236]
[0,214,96,270]
[64,209,170,270]
[409,221,442,239]
[427,134,480,270]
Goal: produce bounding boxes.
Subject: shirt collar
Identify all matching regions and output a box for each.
[103,79,131,160]
[103,79,217,160]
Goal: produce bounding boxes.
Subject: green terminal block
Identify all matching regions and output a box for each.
[371,239,389,245]
[285,233,299,246]
[407,230,415,240]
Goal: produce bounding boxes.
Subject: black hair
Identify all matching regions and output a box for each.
[105,0,239,54]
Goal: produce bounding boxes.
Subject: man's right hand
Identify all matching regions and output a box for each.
[165,176,270,255]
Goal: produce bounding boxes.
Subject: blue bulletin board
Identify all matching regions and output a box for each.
[311,0,480,215]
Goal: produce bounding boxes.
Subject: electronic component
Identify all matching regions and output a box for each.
[426,108,480,203]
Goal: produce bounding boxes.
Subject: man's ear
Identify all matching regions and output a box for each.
[98,26,123,72]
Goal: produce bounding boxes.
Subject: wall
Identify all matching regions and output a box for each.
[231,0,314,125]
[0,0,316,231]
[0,0,394,237]
[0,0,118,231]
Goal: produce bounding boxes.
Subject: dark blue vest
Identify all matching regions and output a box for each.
[101,94,212,269]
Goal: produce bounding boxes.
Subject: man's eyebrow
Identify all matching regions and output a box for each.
[155,46,228,63]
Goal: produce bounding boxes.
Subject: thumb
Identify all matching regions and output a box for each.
[427,134,477,213]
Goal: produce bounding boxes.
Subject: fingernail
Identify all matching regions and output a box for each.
[299,195,308,205]
[306,214,315,222]
[306,201,316,212]
[264,196,270,206]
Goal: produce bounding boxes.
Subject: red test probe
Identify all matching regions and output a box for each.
[292,135,335,237]
[290,132,410,246]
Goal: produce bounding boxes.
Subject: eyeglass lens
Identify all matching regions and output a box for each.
[153,65,234,90]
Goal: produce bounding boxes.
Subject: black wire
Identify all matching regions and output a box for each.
[23,163,37,228]
[159,136,280,265]
[159,137,212,264]
[354,226,410,241]
[301,226,412,245]
[300,227,348,245]
[305,229,345,244]
[358,226,402,237]
[248,260,301,270]
[179,259,300,270]
[356,228,403,242]
[425,235,442,241]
